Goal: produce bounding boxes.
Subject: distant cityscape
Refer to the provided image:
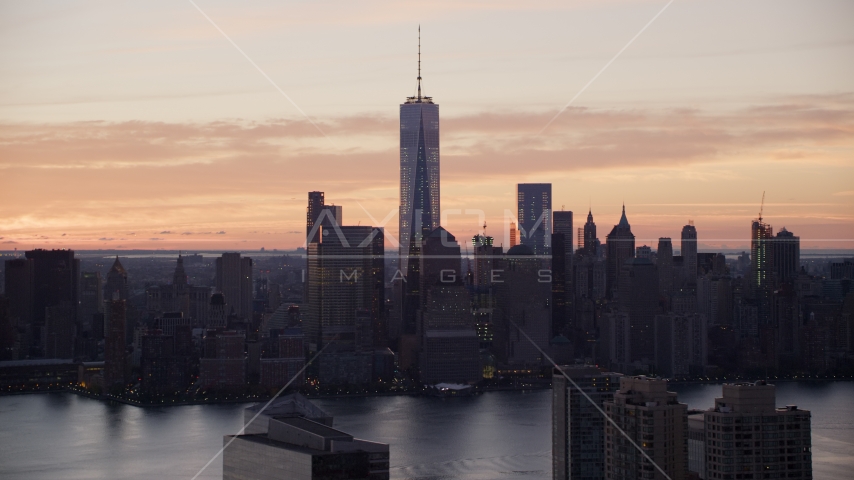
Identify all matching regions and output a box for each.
[2,38,852,480]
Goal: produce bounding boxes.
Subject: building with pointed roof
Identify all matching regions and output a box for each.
[605,205,635,300]
[104,256,128,301]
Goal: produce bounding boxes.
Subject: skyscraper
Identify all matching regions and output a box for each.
[398,31,440,345]
[604,376,688,480]
[583,209,598,256]
[553,211,574,257]
[517,183,552,256]
[700,382,812,480]
[306,226,384,385]
[306,191,343,245]
[4,258,34,357]
[25,249,79,357]
[552,365,622,480]
[553,211,574,336]
[750,217,774,325]
[773,227,800,284]
[104,256,128,302]
[681,223,698,284]
[399,29,440,276]
[104,298,127,391]
[605,206,635,300]
[657,238,674,299]
[418,227,480,385]
[618,258,658,363]
[215,253,254,320]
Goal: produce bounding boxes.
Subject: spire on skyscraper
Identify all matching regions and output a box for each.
[618,203,630,229]
[417,25,422,101]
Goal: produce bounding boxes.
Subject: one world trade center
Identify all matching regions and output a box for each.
[398,28,439,275]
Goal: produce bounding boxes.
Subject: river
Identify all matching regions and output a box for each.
[0,381,852,479]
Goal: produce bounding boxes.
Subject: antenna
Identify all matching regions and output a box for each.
[483,221,487,234]
[759,191,765,222]
[417,25,422,101]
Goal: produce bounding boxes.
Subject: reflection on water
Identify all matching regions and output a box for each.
[1,382,852,479]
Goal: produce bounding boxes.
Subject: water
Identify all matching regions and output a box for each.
[1,382,852,479]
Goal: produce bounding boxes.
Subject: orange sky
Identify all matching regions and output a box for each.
[1,1,852,251]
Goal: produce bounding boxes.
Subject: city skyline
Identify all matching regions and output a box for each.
[1,1,853,251]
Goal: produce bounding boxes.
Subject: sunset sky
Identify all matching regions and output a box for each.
[1,0,852,251]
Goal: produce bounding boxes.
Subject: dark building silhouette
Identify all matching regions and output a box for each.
[517,183,552,256]
[25,249,79,358]
[306,226,384,385]
[199,330,246,390]
[3,258,34,358]
[216,253,253,321]
[553,211,574,336]
[657,237,674,299]
[681,223,698,285]
[582,209,599,256]
[773,227,800,284]
[605,206,635,300]
[750,217,775,325]
[104,256,128,302]
[418,227,480,384]
[617,257,658,363]
[104,298,127,391]
[551,232,568,337]
[492,244,551,367]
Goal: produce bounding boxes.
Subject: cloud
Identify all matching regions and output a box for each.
[149,237,162,241]
[833,191,854,196]
[216,231,226,234]
[159,230,173,234]
[181,232,193,235]
[2,240,18,244]
[98,237,114,241]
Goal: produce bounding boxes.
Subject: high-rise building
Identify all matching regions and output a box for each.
[306,191,325,244]
[3,258,34,358]
[552,365,622,480]
[306,191,343,246]
[681,223,698,285]
[552,232,569,337]
[657,238,674,299]
[583,209,598,256]
[78,272,103,336]
[492,244,551,367]
[554,211,574,257]
[698,382,812,480]
[617,258,658,364]
[604,376,688,480]
[605,206,635,300]
[216,253,254,320]
[398,36,440,346]
[104,298,127,391]
[554,211,574,335]
[25,249,79,357]
[418,227,480,385]
[773,227,800,284]
[306,226,384,385]
[750,217,774,325]
[654,313,706,377]
[398,34,440,277]
[104,256,128,302]
[517,183,552,256]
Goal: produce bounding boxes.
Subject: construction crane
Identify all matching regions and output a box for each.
[759,191,765,222]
